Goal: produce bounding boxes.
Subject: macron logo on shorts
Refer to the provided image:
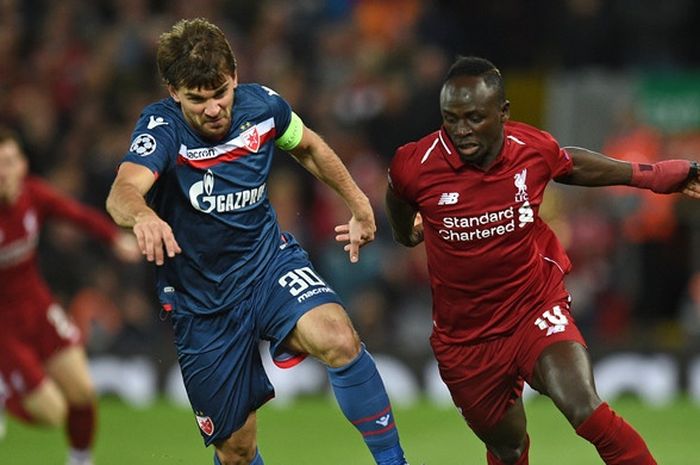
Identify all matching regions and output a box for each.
[438,192,459,205]
[376,414,391,427]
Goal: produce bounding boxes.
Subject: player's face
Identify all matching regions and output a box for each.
[440,75,509,168]
[0,139,28,204]
[169,74,237,141]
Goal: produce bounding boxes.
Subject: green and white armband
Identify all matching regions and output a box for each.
[275,112,304,151]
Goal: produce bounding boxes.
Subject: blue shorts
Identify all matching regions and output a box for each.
[170,234,343,445]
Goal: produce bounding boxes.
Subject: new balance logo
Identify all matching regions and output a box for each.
[438,192,459,205]
[147,115,168,129]
[376,414,391,427]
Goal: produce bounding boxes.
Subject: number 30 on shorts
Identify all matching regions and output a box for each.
[278,267,325,296]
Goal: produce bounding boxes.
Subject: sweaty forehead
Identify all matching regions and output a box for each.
[440,76,497,109]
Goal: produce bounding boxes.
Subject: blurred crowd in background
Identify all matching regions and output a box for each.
[3,0,700,389]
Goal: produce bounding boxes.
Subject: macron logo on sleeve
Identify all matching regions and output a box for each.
[438,192,459,205]
[147,116,168,129]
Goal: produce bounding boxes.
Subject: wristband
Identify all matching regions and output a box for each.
[630,160,697,194]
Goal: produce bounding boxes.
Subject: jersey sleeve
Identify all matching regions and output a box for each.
[538,129,573,179]
[388,142,419,204]
[250,84,298,149]
[29,177,118,244]
[121,105,179,177]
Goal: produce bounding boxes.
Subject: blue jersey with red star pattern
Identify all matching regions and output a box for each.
[121,83,293,315]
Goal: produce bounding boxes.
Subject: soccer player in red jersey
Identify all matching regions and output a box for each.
[385,56,700,465]
[0,127,139,465]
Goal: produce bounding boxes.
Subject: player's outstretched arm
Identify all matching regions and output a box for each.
[106,162,181,266]
[556,146,699,196]
[287,126,375,263]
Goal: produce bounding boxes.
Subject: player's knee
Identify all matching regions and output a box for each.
[23,381,68,427]
[488,441,527,465]
[71,383,97,407]
[31,397,68,428]
[551,386,602,427]
[62,378,97,407]
[320,327,361,368]
[216,444,257,465]
[39,406,67,428]
[297,306,362,367]
[561,398,601,428]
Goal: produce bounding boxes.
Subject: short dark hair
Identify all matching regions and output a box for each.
[157,18,237,90]
[444,56,505,102]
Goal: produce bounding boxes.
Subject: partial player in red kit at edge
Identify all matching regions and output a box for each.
[385,56,700,465]
[0,127,139,465]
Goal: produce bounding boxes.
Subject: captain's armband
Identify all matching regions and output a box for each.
[275,112,304,151]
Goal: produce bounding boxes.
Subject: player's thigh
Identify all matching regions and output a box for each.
[473,397,527,454]
[531,340,601,426]
[22,378,67,427]
[171,309,272,447]
[214,411,258,465]
[516,300,600,425]
[431,335,524,433]
[255,239,352,367]
[46,345,95,405]
[284,303,361,367]
[517,299,586,386]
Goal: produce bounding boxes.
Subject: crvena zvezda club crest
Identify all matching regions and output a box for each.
[241,126,260,152]
[196,415,215,436]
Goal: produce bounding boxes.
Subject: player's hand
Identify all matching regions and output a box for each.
[112,231,142,263]
[411,212,425,245]
[132,211,182,265]
[334,213,376,263]
[681,161,700,199]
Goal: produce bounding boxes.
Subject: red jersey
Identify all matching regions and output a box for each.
[0,176,118,310]
[389,121,574,344]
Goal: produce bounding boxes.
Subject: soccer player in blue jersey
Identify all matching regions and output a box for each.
[105,18,409,465]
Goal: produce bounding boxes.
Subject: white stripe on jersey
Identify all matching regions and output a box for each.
[421,137,440,164]
[179,117,276,160]
[507,135,526,145]
[438,131,452,155]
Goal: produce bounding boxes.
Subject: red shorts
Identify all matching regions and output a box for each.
[0,296,81,418]
[430,297,586,433]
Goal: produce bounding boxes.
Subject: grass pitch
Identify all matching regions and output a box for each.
[1,395,697,465]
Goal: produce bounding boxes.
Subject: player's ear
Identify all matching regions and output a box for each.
[500,100,510,122]
[168,84,181,103]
